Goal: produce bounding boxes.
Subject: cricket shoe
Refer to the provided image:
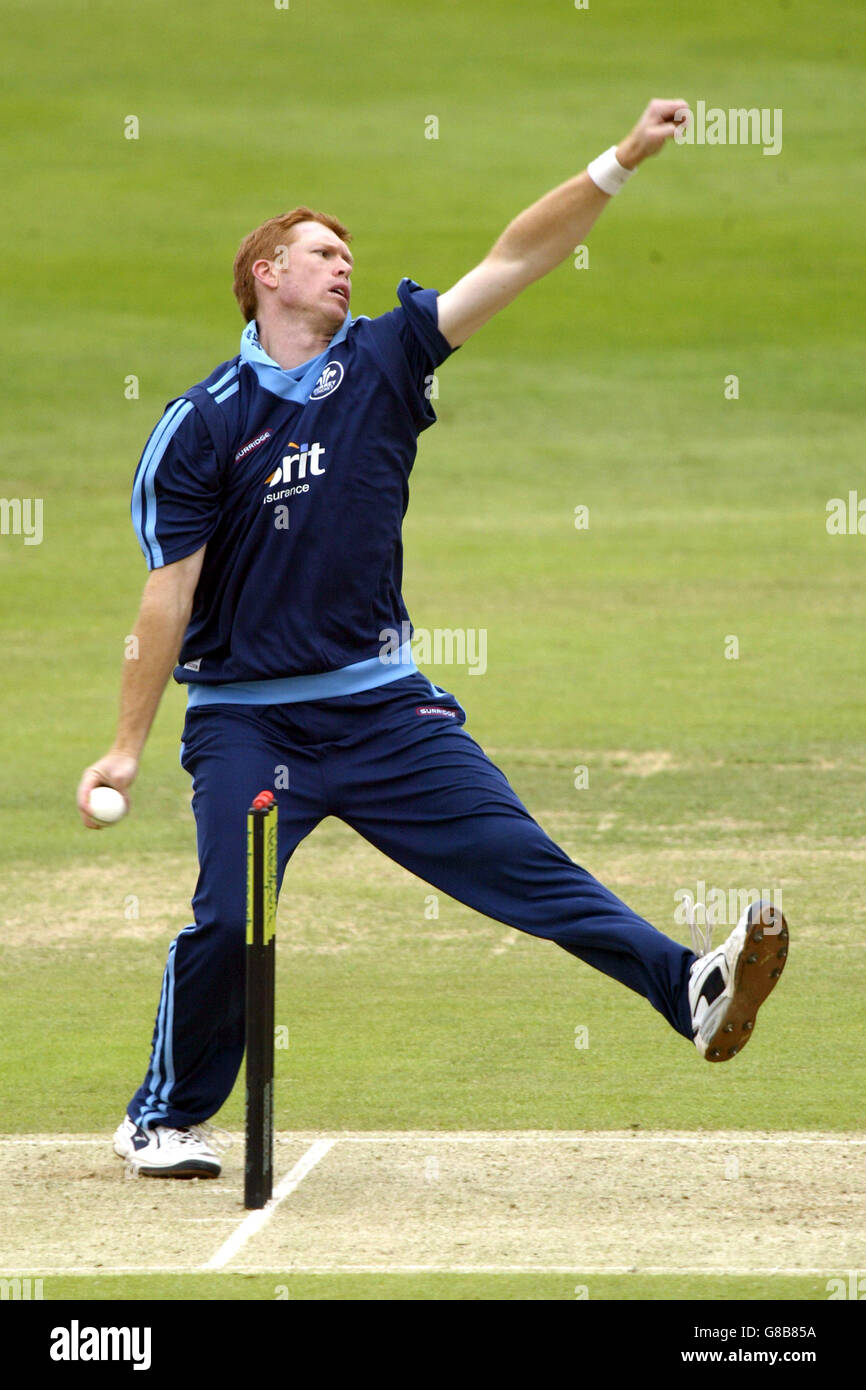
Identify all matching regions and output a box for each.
[688,900,789,1062]
[113,1114,223,1178]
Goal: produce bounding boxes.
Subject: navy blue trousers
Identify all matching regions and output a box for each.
[129,673,695,1129]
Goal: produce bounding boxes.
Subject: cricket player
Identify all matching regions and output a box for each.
[78,99,788,1178]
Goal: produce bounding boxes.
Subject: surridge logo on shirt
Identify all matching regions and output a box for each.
[265,441,326,493]
[310,361,344,399]
[235,429,273,463]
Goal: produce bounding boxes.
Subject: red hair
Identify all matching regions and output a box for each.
[232,207,352,321]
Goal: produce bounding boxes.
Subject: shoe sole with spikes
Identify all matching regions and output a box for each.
[691,901,789,1062]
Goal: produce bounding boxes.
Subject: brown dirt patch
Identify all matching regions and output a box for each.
[1,1131,863,1275]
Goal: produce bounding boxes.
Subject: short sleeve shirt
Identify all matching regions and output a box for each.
[130,280,456,683]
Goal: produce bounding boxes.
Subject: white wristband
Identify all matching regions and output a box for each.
[586,145,635,196]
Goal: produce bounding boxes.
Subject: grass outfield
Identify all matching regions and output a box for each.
[38,1274,829,1302]
[2,0,864,1302]
[1,822,861,1134]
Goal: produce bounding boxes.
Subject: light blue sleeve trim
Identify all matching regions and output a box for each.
[184,642,418,706]
[131,398,195,568]
[208,365,238,396]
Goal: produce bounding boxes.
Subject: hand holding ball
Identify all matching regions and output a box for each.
[88,786,128,825]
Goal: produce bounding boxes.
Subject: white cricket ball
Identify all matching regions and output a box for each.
[88,786,128,825]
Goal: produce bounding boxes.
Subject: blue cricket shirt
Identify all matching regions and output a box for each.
[131,279,457,702]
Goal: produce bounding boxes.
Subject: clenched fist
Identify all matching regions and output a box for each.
[616,99,691,170]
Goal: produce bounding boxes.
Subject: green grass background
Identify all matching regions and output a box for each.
[39,1273,829,1302]
[1,0,864,1300]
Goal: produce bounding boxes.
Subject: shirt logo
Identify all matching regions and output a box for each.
[262,439,326,500]
[310,361,344,400]
[234,429,273,463]
[415,705,458,719]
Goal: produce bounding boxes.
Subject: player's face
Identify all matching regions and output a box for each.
[275,222,353,328]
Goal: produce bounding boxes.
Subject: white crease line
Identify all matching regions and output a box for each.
[0,1139,112,1146]
[203,1138,335,1271]
[2,1132,864,1146]
[0,1265,843,1278]
[326,1134,866,1146]
[221,1264,851,1277]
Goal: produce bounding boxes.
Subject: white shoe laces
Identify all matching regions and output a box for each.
[188,1122,234,1152]
[160,1122,233,1153]
[687,899,713,958]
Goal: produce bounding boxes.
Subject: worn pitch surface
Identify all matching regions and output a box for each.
[2,1131,863,1276]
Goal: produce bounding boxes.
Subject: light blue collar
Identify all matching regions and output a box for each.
[240,312,355,404]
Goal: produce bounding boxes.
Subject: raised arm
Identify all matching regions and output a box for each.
[436,98,690,349]
[76,546,206,828]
